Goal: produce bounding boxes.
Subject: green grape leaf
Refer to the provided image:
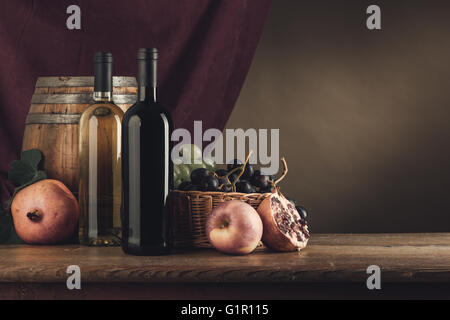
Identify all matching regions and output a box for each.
[8,149,45,187]
[6,223,24,244]
[1,149,46,244]
[17,170,47,192]
[32,170,47,182]
[4,171,47,211]
[21,149,43,170]
[0,208,24,244]
[8,160,36,187]
[0,210,10,243]
[3,197,12,211]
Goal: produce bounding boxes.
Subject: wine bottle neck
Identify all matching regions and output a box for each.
[93,52,113,102]
[93,91,112,102]
[138,86,157,103]
[137,57,158,103]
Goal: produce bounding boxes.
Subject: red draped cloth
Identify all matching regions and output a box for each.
[0,0,271,202]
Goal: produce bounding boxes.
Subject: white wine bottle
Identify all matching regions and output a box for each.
[78,52,124,246]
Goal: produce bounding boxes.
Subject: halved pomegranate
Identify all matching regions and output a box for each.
[257,190,309,251]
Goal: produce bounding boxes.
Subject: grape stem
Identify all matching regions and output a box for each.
[216,153,287,193]
[224,166,242,179]
[235,150,253,181]
[217,166,241,191]
[218,150,254,192]
[230,151,253,192]
[273,157,288,186]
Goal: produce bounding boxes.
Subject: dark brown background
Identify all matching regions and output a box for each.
[227,1,450,233]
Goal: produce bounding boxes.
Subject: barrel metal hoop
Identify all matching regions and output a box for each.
[31,94,137,104]
[35,76,137,87]
[25,113,81,124]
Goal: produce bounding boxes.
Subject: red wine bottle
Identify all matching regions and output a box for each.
[121,48,173,255]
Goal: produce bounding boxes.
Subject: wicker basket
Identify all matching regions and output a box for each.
[169,190,270,248]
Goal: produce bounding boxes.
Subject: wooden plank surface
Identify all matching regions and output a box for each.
[1,233,450,284]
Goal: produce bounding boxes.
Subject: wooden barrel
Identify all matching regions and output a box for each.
[22,76,137,196]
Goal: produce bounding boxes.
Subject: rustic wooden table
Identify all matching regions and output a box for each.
[1,233,450,299]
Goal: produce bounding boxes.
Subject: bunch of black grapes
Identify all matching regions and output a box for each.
[177,159,275,194]
[176,159,309,221]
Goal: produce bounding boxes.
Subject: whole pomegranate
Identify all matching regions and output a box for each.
[257,190,309,251]
[11,179,79,244]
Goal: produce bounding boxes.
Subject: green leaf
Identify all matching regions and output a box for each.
[8,160,36,187]
[14,170,47,193]
[4,197,12,211]
[33,170,47,182]
[0,212,11,243]
[8,149,44,187]
[1,148,46,244]
[6,223,24,244]
[4,170,47,211]
[0,211,23,244]
[21,149,43,170]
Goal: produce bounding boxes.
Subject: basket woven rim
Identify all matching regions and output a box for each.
[170,190,272,196]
